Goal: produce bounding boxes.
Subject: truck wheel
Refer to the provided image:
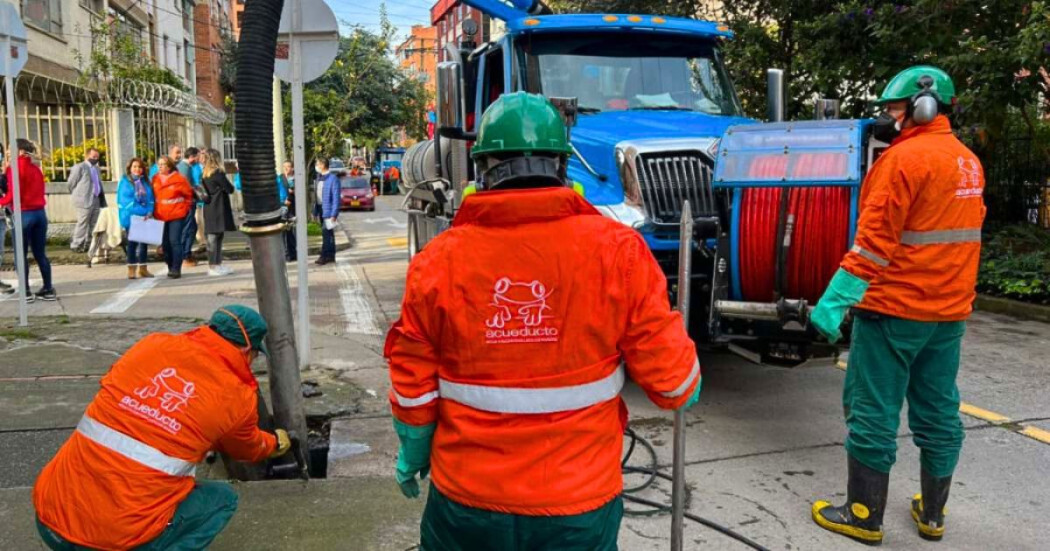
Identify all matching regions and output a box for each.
[407,215,420,260]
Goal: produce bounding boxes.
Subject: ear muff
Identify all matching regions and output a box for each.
[909,75,942,125]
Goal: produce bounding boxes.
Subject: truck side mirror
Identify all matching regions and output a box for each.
[549,97,579,128]
[437,61,464,133]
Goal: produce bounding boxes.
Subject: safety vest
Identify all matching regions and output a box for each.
[33,328,275,550]
[843,116,986,321]
[386,187,699,516]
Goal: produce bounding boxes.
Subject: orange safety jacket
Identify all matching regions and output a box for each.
[33,328,276,550]
[151,171,194,222]
[386,187,700,516]
[842,115,986,321]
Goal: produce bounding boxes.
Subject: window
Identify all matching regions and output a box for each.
[183,0,193,33]
[24,0,63,34]
[162,35,170,67]
[80,0,104,14]
[184,39,193,81]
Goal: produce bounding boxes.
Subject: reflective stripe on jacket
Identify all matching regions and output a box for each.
[33,328,276,550]
[842,115,986,321]
[386,187,699,516]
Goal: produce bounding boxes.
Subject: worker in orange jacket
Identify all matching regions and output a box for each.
[386,92,702,550]
[809,66,985,545]
[33,305,292,550]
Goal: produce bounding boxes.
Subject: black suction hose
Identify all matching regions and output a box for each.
[235,0,285,226]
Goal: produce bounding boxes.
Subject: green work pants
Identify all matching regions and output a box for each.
[36,481,239,551]
[844,312,966,478]
[421,486,623,551]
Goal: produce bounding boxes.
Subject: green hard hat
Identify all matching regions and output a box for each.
[875,65,956,106]
[471,92,573,159]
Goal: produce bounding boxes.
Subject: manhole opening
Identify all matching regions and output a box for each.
[267,417,330,480]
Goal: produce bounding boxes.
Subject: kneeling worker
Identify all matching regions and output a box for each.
[386,92,702,550]
[33,305,292,550]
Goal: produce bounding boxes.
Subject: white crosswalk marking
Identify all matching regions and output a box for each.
[334,257,382,335]
[90,267,169,314]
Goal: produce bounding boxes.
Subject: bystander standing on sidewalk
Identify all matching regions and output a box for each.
[278,160,297,261]
[117,158,155,280]
[0,139,55,301]
[67,148,104,254]
[152,156,193,279]
[315,157,340,266]
[200,149,236,277]
[178,147,203,269]
[0,167,11,294]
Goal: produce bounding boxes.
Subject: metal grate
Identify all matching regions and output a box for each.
[635,151,716,223]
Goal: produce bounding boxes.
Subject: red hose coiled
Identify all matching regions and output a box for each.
[738,154,851,303]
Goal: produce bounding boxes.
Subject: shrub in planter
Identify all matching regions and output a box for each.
[978,225,1050,304]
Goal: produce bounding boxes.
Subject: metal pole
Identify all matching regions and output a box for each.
[767,68,785,122]
[291,0,310,368]
[671,201,693,551]
[5,51,27,326]
[273,76,285,169]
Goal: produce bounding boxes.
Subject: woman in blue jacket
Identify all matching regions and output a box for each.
[117,157,156,279]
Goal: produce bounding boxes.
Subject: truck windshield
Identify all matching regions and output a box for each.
[521,33,742,116]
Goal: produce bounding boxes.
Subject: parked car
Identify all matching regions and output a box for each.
[339,174,375,211]
[330,158,347,174]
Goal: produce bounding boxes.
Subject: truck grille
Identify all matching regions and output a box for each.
[635,151,716,223]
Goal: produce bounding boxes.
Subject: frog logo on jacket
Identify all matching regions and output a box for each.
[119,367,197,434]
[485,277,560,344]
[956,156,983,198]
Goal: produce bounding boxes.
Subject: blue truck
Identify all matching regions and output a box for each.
[401,0,882,364]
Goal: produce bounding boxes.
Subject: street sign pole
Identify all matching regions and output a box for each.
[290,0,310,368]
[276,0,338,368]
[1,6,29,326]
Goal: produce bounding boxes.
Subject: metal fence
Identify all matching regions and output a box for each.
[974,138,1050,228]
[0,102,113,183]
[223,136,236,163]
[134,106,190,164]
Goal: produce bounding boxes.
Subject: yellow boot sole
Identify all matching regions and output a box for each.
[812,500,884,545]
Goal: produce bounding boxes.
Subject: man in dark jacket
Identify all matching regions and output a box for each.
[315,158,340,266]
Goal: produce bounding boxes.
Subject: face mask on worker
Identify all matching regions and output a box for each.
[872,111,904,143]
[88,157,99,166]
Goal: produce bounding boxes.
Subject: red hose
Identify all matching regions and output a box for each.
[738,154,851,303]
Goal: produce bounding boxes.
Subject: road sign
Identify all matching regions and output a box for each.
[0,2,29,326]
[274,0,339,84]
[0,3,27,78]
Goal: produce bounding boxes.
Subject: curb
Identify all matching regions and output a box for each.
[14,241,350,267]
[975,294,1050,323]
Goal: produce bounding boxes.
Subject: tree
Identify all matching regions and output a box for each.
[285,3,431,159]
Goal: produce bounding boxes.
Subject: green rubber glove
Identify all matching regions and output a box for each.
[810,268,870,344]
[393,419,435,499]
[682,376,703,410]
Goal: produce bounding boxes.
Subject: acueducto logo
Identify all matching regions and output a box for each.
[485,277,560,344]
[120,367,197,434]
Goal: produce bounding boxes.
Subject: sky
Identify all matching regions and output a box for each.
[329,0,436,43]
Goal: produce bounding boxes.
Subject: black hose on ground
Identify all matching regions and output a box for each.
[621,427,773,551]
[234,0,285,226]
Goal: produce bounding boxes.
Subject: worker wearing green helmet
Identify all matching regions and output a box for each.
[387,91,702,550]
[469,91,575,190]
[810,65,985,545]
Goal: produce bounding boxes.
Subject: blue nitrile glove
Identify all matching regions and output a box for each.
[682,376,703,410]
[393,419,435,499]
[810,268,870,344]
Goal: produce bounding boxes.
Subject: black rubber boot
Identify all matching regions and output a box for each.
[911,470,952,541]
[812,456,890,546]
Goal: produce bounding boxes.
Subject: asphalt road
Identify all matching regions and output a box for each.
[2,195,1048,550]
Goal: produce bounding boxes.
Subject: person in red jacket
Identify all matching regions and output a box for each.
[387,93,701,549]
[34,305,292,550]
[0,139,55,300]
[151,155,195,278]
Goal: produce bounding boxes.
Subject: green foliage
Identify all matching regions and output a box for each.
[284,2,431,159]
[44,138,108,182]
[978,225,1050,303]
[75,19,188,92]
[306,221,322,236]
